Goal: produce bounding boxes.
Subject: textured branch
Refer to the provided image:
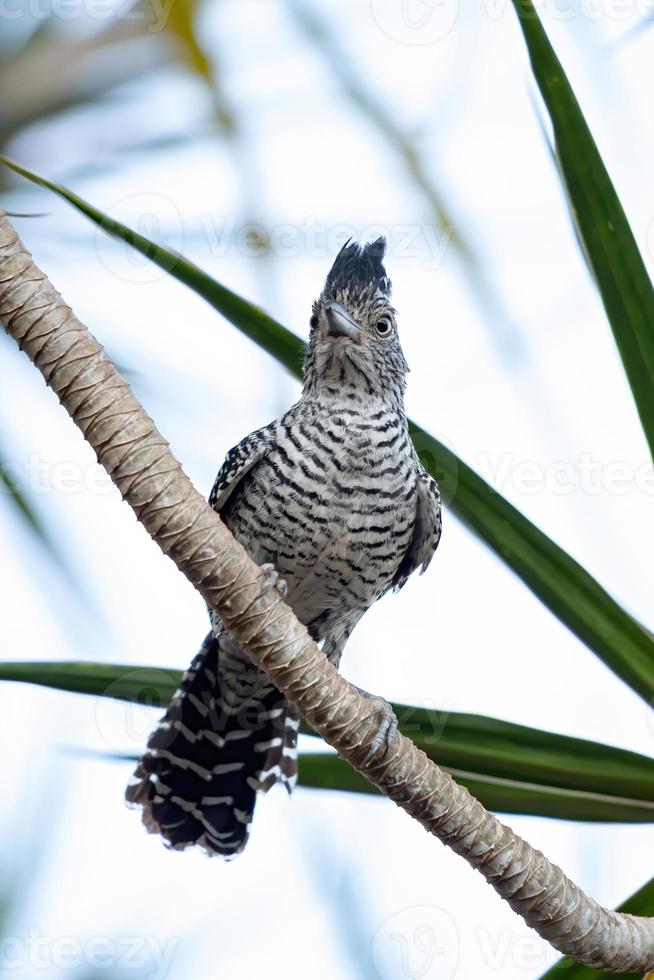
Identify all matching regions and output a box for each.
[0,209,651,972]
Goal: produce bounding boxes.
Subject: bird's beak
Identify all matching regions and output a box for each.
[324,301,362,343]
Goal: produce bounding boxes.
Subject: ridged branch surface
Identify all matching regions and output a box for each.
[0,209,651,972]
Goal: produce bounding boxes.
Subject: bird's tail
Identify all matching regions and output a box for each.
[126,631,298,857]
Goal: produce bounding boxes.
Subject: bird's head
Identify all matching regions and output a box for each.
[303,237,409,406]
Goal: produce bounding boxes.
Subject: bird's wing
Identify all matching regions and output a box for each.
[391,462,442,592]
[209,423,276,513]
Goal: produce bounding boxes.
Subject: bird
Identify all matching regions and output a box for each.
[126,237,442,858]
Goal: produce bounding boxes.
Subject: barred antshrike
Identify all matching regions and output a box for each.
[127,238,442,856]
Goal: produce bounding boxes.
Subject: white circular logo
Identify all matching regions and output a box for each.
[370,0,460,45]
[410,427,458,507]
[94,667,178,753]
[371,906,459,980]
[94,192,184,284]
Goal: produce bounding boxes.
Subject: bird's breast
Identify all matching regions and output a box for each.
[255,407,418,609]
[224,406,417,619]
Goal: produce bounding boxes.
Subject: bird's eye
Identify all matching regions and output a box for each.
[375,317,392,336]
[310,314,319,330]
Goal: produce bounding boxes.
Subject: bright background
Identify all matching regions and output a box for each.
[1,1,653,977]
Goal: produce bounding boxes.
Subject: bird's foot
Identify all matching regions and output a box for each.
[259,562,288,600]
[354,686,398,764]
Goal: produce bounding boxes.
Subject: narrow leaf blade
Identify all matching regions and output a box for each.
[3,660,654,823]
[0,444,93,597]
[298,755,654,824]
[511,0,654,460]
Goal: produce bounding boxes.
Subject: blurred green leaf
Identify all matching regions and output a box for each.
[0,452,49,542]
[0,20,168,147]
[298,755,654,824]
[511,0,654,461]
[162,0,212,81]
[0,444,80,583]
[3,660,654,822]
[538,876,654,977]
[2,156,654,704]
[0,157,306,381]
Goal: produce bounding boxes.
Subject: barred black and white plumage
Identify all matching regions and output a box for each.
[126,238,442,857]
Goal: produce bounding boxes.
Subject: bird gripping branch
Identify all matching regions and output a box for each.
[127,239,442,856]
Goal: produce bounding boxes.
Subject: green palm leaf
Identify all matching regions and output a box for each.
[2,659,654,823]
[2,156,653,704]
[298,755,654,824]
[511,0,654,461]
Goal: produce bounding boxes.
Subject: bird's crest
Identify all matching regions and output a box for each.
[323,237,391,300]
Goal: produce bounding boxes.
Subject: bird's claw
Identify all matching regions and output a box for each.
[259,562,288,600]
[354,686,398,764]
